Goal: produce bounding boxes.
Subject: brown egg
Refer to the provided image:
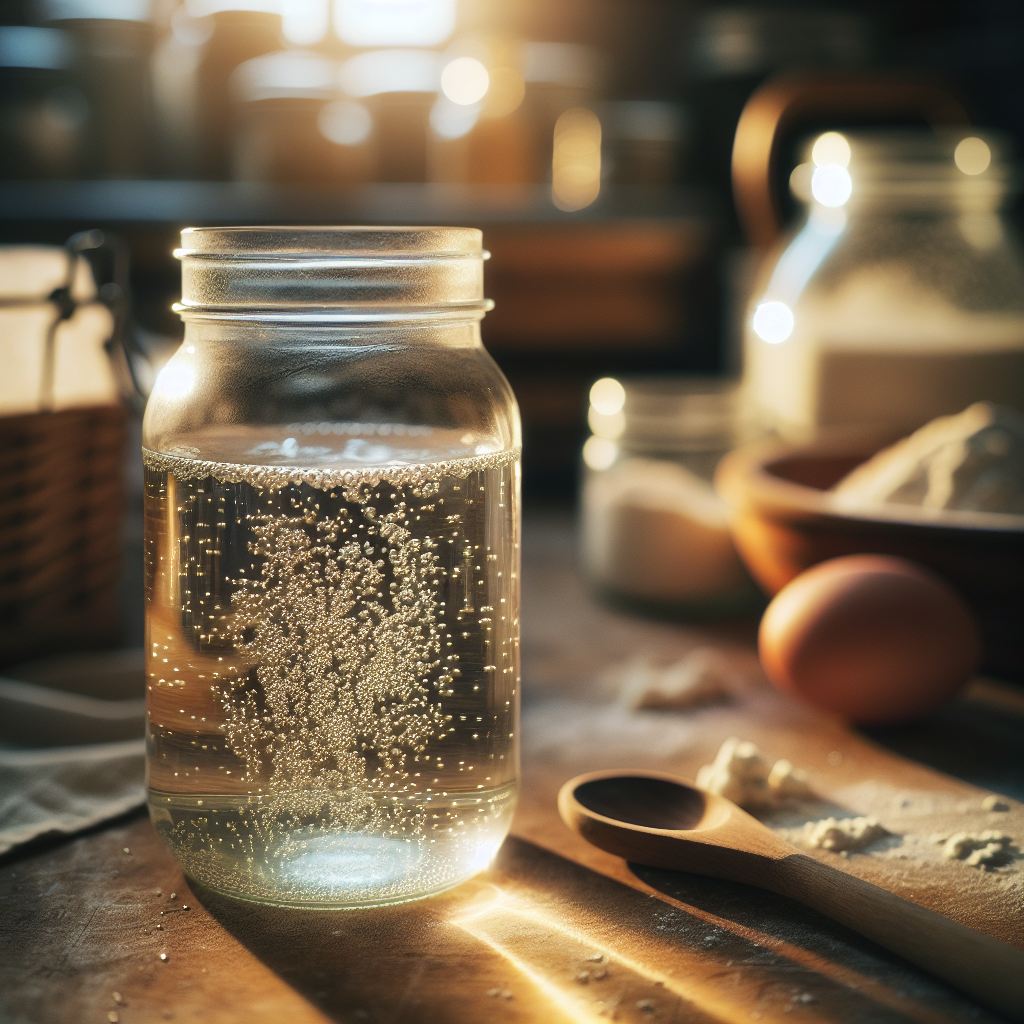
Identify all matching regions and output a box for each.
[758,554,981,725]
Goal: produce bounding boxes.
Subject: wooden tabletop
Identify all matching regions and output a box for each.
[2,512,1022,1024]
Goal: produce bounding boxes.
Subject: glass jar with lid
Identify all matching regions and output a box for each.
[143,226,520,908]
[744,130,1024,437]
[581,376,761,618]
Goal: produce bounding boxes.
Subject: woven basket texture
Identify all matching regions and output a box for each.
[0,404,126,667]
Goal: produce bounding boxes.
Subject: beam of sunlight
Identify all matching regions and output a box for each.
[454,897,748,1024]
[452,882,954,1024]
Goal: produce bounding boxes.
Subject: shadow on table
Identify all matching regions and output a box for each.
[861,689,1024,801]
[191,836,986,1024]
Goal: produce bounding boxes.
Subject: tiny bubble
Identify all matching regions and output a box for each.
[123,848,131,855]
[169,892,177,900]
[156,924,164,930]
[159,953,169,962]
[487,988,501,998]
[576,971,590,984]
[108,1013,119,1023]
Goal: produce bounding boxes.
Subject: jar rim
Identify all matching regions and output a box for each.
[175,224,492,321]
[176,225,486,260]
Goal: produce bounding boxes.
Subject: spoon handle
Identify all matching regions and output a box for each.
[769,853,1024,1020]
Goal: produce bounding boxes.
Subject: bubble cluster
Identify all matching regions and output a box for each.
[144,447,519,906]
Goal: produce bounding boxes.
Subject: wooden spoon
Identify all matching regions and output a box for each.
[558,769,1024,1020]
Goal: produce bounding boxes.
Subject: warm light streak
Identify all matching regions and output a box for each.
[552,107,601,212]
[454,900,742,1024]
[453,881,949,1024]
[458,927,602,1024]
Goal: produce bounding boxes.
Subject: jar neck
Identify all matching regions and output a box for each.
[182,317,485,349]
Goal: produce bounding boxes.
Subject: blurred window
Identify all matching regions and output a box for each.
[334,0,456,48]
[39,0,151,18]
[0,26,73,68]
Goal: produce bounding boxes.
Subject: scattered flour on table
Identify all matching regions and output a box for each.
[521,699,703,764]
[695,737,812,809]
[616,648,750,712]
[982,795,1011,813]
[937,831,1017,869]
[802,816,888,855]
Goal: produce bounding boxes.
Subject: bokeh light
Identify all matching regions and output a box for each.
[589,377,625,415]
[811,164,852,207]
[582,435,618,471]
[811,131,851,168]
[954,136,991,175]
[752,301,794,344]
[552,107,601,212]
[318,100,373,145]
[440,57,489,106]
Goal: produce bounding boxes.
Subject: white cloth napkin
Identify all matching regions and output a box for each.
[0,650,146,856]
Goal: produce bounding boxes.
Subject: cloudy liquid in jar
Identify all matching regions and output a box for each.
[144,445,519,907]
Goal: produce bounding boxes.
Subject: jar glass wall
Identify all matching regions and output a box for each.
[581,376,760,618]
[143,227,520,908]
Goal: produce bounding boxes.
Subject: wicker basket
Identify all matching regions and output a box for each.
[0,404,126,667]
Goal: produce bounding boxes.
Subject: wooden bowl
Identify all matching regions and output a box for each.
[714,434,1024,680]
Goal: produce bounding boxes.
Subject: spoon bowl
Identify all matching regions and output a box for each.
[559,768,1024,1021]
[571,775,726,832]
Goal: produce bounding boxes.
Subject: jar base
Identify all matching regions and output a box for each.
[186,867,474,911]
[150,786,515,910]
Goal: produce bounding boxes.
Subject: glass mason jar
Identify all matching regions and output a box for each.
[744,130,1024,437]
[143,226,521,908]
[581,376,761,618]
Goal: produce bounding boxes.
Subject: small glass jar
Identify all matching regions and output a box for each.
[744,130,1024,437]
[580,376,760,618]
[143,226,521,908]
